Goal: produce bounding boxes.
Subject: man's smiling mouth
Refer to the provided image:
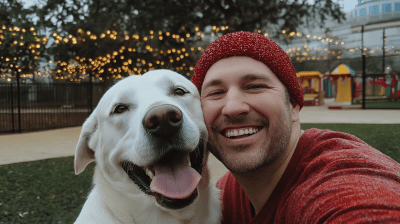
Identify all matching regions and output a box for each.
[223,127,263,138]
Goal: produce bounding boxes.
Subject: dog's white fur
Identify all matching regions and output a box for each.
[74,70,221,224]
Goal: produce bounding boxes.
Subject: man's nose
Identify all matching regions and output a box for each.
[221,88,250,118]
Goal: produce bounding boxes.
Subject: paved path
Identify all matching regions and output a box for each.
[299,106,400,124]
[0,127,81,166]
[1,105,399,184]
[0,127,229,184]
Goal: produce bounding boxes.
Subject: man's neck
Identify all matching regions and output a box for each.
[232,129,304,215]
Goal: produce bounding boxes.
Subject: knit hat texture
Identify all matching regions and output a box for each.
[192,31,304,109]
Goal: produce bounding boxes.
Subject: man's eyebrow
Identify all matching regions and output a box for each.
[202,79,223,91]
[242,73,275,84]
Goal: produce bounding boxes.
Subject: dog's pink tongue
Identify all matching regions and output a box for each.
[150,154,201,199]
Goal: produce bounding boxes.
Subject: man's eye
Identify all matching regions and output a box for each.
[113,105,128,114]
[208,90,225,96]
[174,88,187,96]
[246,85,266,90]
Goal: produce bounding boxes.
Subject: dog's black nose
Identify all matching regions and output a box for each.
[142,104,183,137]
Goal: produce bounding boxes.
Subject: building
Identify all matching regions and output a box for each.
[350,0,400,26]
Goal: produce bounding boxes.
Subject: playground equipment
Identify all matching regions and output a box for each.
[296,71,324,106]
[330,64,356,103]
[369,72,399,100]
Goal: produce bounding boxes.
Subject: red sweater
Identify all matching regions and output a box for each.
[216,128,400,223]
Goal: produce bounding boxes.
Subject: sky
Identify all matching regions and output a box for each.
[21,0,38,8]
[22,0,359,12]
[340,0,359,12]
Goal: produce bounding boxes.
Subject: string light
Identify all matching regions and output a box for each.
[4,24,397,81]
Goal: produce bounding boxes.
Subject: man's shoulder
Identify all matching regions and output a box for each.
[301,128,366,144]
[216,171,235,190]
[278,128,400,223]
[298,128,396,167]
[299,128,376,157]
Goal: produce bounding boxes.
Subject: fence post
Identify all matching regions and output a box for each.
[382,28,385,74]
[87,73,93,115]
[16,71,22,133]
[361,25,365,110]
[90,74,93,113]
[10,82,15,132]
[362,55,366,110]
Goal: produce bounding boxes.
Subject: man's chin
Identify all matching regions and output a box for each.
[218,150,269,174]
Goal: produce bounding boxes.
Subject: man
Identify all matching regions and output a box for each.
[192,31,400,223]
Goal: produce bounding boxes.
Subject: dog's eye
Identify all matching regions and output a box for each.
[113,105,128,114]
[174,88,187,96]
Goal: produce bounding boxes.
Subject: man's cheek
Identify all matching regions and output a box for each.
[201,103,214,125]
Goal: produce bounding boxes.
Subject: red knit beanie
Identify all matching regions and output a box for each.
[192,31,304,109]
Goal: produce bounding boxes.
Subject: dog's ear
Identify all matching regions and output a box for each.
[74,115,98,175]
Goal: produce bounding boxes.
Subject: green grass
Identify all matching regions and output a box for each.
[353,101,400,109]
[0,157,95,224]
[0,124,399,223]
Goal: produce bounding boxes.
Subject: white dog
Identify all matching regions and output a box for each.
[74,69,221,224]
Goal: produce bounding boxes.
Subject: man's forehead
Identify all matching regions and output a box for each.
[200,56,281,91]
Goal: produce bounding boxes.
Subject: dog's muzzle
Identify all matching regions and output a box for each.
[121,104,205,210]
[121,147,204,210]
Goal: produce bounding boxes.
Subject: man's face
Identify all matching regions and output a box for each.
[200,56,296,173]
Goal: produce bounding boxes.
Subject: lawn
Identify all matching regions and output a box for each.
[0,158,95,224]
[1,124,399,223]
[353,101,400,109]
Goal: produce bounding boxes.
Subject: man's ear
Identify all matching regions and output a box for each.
[291,103,301,123]
[74,115,98,175]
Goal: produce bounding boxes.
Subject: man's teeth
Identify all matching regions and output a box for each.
[225,127,259,138]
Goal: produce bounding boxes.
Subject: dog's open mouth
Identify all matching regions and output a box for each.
[121,143,204,210]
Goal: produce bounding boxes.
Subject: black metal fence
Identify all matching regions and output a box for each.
[1,53,400,134]
[0,82,111,133]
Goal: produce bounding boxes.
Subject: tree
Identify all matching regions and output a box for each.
[0,0,48,82]
[4,0,345,81]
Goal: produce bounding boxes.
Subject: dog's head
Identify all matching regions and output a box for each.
[75,69,208,210]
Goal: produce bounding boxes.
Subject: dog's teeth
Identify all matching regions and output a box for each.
[187,154,191,167]
[145,168,154,179]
